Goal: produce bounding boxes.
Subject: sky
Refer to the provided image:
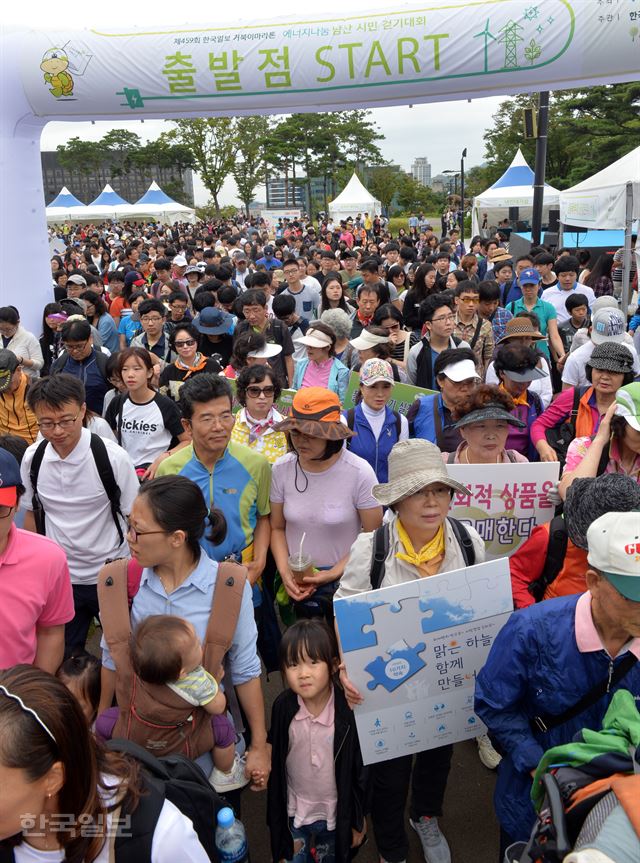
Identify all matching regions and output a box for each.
[6,0,508,206]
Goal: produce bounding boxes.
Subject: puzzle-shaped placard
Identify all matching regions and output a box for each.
[334,597,387,652]
[365,638,426,692]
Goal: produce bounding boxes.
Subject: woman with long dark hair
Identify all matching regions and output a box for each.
[584,253,614,297]
[79,291,119,354]
[402,264,437,332]
[0,664,212,862]
[39,303,66,376]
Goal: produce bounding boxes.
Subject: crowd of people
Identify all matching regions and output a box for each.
[0,211,639,863]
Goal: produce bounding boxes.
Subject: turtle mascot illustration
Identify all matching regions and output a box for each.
[40,48,74,98]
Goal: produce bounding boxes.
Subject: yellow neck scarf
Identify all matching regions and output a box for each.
[396,520,445,577]
[500,383,528,406]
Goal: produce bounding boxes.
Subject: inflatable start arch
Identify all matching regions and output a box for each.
[2,0,639,330]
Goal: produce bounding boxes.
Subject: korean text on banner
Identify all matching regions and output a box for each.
[343,372,435,414]
[446,462,560,560]
[335,558,513,764]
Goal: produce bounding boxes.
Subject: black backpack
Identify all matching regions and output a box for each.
[368,517,476,590]
[0,740,229,863]
[107,739,228,862]
[29,433,125,545]
[544,386,584,468]
[527,515,569,602]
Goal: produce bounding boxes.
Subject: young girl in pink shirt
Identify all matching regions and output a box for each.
[267,620,368,863]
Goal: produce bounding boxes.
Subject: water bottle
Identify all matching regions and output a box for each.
[215,807,248,863]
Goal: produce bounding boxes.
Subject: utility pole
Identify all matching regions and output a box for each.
[460,148,467,246]
[531,92,549,247]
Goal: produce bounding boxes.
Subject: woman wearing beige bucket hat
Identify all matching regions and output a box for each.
[335,438,485,863]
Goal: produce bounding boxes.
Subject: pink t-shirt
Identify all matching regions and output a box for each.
[565,435,640,481]
[270,449,379,568]
[301,358,333,390]
[0,525,74,668]
[286,688,338,828]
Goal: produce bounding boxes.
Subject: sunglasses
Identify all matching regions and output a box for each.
[174,338,197,348]
[246,385,275,398]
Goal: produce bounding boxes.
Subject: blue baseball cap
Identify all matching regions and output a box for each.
[519,268,541,285]
[193,306,233,335]
[0,449,22,506]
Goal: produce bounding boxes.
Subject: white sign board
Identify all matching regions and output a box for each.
[335,558,512,765]
[447,462,560,560]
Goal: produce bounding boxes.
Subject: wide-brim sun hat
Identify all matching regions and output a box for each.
[497,318,545,343]
[503,364,548,382]
[274,387,353,441]
[586,342,634,375]
[615,382,640,431]
[372,439,469,506]
[452,403,526,429]
[350,330,391,351]
[247,343,282,359]
[193,307,233,335]
[295,329,333,349]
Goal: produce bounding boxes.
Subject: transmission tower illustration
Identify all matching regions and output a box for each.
[498,20,524,68]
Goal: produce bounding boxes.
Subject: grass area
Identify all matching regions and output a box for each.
[386,215,441,235]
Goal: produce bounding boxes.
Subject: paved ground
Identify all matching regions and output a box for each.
[242,670,501,863]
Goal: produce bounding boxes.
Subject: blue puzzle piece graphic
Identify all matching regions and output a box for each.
[334,597,386,652]
[418,596,474,634]
[365,639,427,692]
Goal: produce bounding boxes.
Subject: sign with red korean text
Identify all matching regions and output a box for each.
[446,462,560,560]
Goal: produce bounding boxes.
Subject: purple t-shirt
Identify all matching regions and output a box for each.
[270,449,379,568]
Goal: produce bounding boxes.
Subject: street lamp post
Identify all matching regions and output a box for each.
[460,148,467,247]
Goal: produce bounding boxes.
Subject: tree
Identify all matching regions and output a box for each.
[233,116,270,215]
[162,118,237,213]
[56,137,105,175]
[396,174,445,214]
[369,167,400,214]
[484,83,640,189]
[100,129,142,177]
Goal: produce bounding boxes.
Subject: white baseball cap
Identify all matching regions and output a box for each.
[440,358,480,383]
[590,308,626,345]
[587,511,640,601]
[172,254,188,268]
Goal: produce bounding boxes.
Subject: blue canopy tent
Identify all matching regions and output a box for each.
[45,186,87,222]
[471,149,560,236]
[127,181,196,224]
[82,184,132,220]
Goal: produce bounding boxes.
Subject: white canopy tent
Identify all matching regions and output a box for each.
[329,173,381,223]
[82,184,132,221]
[127,181,197,224]
[559,146,640,312]
[471,149,560,236]
[45,186,87,222]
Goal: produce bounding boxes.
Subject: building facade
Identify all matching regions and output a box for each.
[411,156,432,187]
[41,151,195,207]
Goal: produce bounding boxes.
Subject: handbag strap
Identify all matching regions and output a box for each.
[531,653,638,733]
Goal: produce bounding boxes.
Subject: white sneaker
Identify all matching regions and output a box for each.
[409,817,451,863]
[209,754,250,792]
[477,733,502,770]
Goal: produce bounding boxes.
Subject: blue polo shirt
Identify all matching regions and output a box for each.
[156,440,271,564]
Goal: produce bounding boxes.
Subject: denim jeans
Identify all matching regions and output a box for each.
[284,818,336,863]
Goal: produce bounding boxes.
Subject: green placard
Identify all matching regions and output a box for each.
[342,372,436,415]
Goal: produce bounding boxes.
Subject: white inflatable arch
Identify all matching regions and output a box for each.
[3,0,639,331]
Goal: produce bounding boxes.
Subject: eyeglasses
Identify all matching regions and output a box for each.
[0,505,14,518]
[246,385,275,398]
[431,314,455,323]
[37,413,80,431]
[382,323,401,332]
[459,297,480,304]
[174,338,197,348]
[412,486,452,501]
[0,684,57,745]
[63,340,89,353]
[126,519,170,543]
[141,316,163,323]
